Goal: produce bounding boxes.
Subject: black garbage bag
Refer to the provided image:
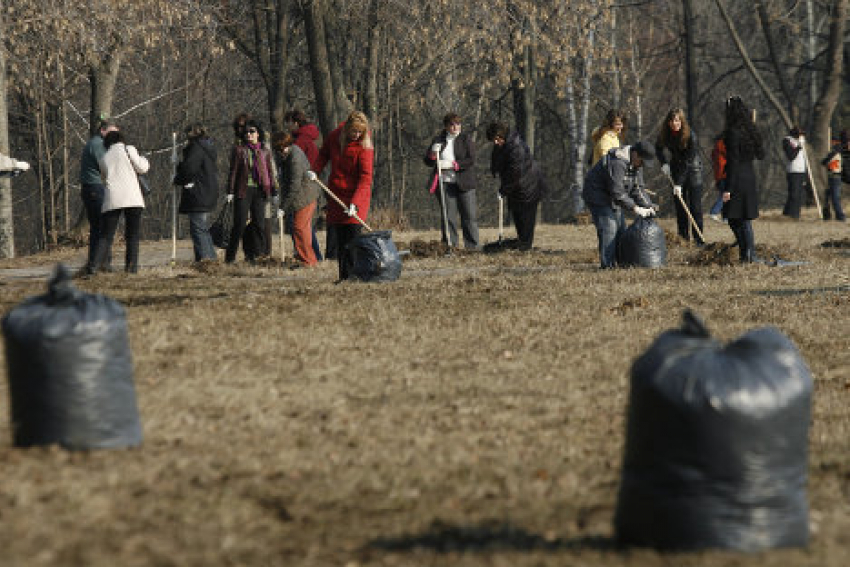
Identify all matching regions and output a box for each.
[343,230,402,282]
[1,264,143,450]
[615,310,811,552]
[209,202,233,249]
[618,217,666,268]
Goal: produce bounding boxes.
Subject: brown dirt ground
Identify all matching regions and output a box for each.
[0,213,848,566]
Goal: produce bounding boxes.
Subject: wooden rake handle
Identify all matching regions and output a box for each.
[312,178,373,232]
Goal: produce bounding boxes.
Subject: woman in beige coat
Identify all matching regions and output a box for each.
[91,130,150,274]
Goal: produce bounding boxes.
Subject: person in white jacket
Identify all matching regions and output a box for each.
[90,130,150,274]
[0,152,30,177]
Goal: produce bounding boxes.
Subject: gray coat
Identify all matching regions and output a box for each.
[582,147,653,211]
[277,145,320,213]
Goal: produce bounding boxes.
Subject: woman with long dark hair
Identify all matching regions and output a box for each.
[656,107,704,245]
[721,97,765,263]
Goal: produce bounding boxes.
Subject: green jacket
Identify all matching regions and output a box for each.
[80,135,106,185]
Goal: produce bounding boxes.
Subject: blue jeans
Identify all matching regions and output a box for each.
[825,176,846,220]
[188,212,217,261]
[81,184,109,270]
[589,205,625,268]
[709,180,725,216]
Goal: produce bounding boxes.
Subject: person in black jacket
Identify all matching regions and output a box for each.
[485,122,548,250]
[582,141,657,268]
[721,97,765,263]
[656,108,704,245]
[173,123,219,262]
[423,113,480,249]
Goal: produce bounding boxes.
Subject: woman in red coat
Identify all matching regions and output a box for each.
[312,111,374,280]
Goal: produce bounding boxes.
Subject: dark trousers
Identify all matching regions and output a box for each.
[81,184,110,270]
[589,204,626,268]
[824,176,846,221]
[436,183,480,249]
[94,207,143,273]
[674,180,704,244]
[783,172,806,219]
[509,198,539,250]
[325,224,339,260]
[225,186,267,263]
[335,223,363,280]
[728,218,755,263]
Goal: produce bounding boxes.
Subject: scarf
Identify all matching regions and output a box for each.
[246,142,271,191]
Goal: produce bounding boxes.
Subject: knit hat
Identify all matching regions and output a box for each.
[631,140,656,164]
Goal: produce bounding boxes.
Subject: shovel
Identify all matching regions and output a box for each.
[664,173,706,243]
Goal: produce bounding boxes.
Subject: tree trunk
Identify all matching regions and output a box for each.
[324,10,352,122]
[512,44,536,152]
[808,0,847,213]
[682,0,698,125]
[0,0,13,258]
[303,0,336,136]
[268,3,291,131]
[363,0,380,123]
[755,1,797,123]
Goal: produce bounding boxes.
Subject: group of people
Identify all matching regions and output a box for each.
[780,125,847,222]
[73,97,846,276]
[77,109,376,280]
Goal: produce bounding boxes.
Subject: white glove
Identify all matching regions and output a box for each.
[673,185,682,198]
[346,203,358,217]
[660,163,670,177]
[184,182,194,188]
[438,159,454,170]
[14,160,30,171]
[226,194,234,203]
[277,208,285,219]
[798,136,805,146]
[634,206,654,218]
[306,170,318,182]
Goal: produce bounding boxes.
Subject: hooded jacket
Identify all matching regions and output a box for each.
[582,147,652,211]
[174,137,219,213]
[293,123,321,170]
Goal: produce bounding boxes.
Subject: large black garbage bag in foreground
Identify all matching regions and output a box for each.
[618,217,666,268]
[343,230,402,282]
[2,264,142,450]
[615,310,811,552]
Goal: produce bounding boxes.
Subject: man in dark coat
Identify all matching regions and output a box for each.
[582,141,657,268]
[424,113,480,250]
[174,123,219,262]
[485,121,548,250]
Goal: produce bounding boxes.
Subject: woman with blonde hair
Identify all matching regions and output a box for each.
[656,107,704,245]
[590,109,627,165]
[311,111,375,279]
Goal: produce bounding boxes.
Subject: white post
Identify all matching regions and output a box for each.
[171,132,178,265]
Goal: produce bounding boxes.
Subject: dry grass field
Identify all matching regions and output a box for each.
[0,213,848,567]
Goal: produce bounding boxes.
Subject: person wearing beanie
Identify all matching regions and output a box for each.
[820,131,847,221]
[582,140,657,268]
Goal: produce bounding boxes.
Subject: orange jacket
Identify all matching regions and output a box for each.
[711,138,727,182]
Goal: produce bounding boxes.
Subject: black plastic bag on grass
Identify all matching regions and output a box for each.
[618,217,666,268]
[1,264,143,450]
[209,202,233,249]
[614,310,811,552]
[343,230,402,282]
